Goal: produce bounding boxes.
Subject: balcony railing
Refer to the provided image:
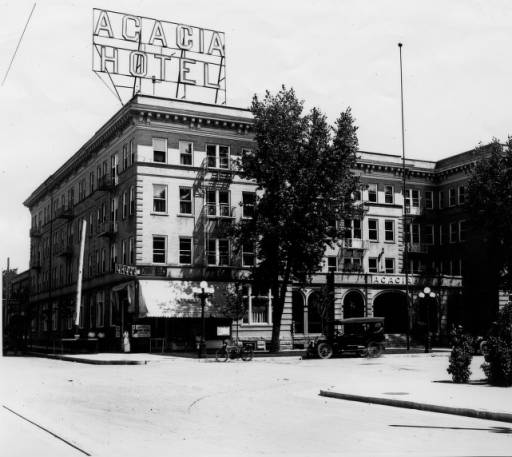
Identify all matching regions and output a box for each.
[97,175,115,192]
[408,243,430,254]
[54,206,74,220]
[404,204,422,216]
[205,204,236,218]
[341,238,369,250]
[96,221,118,238]
[30,226,43,238]
[55,243,73,257]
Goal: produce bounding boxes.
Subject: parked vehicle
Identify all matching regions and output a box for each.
[308,317,385,359]
[215,340,254,362]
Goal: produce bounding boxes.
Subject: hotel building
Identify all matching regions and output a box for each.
[23,95,504,352]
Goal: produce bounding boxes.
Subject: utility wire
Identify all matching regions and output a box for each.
[1,3,37,86]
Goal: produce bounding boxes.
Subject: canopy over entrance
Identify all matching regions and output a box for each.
[138,280,229,318]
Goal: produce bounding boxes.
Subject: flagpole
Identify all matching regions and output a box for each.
[399,42,411,351]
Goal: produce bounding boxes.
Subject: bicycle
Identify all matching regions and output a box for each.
[215,339,254,362]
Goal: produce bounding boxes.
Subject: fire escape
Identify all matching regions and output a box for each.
[193,158,235,270]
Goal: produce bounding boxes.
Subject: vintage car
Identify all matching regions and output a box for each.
[308,317,385,359]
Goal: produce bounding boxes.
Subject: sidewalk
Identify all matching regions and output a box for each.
[317,353,512,423]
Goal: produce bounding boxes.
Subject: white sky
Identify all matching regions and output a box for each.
[1,0,512,271]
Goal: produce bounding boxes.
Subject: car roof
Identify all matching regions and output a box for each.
[332,317,385,325]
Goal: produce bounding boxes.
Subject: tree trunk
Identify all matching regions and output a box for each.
[269,262,292,353]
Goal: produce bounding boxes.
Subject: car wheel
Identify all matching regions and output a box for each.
[215,349,228,362]
[366,342,383,358]
[317,342,334,359]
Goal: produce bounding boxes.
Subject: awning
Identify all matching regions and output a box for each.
[138,280,229,318]
[111,281,136,312]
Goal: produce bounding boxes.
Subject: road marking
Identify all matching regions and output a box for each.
[2,405,91,456]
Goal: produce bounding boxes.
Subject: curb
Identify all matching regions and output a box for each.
[319,390,512,423]
[27,352,148,365]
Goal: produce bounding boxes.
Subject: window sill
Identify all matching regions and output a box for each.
[150,212,168,216]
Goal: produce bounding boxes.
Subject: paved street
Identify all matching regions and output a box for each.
[1,354,511,456]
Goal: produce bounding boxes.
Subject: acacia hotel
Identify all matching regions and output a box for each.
[23,95,504,352]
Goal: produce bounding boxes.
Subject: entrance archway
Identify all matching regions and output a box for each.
[307,291,324,334]
[343,290,365,318]
[373,291,408,333]
[292,291,304,334]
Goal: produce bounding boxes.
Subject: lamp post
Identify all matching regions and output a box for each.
[193,280,214,358]
[418,286,436,353]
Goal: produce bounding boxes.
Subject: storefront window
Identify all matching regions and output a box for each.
[241,285,272,325]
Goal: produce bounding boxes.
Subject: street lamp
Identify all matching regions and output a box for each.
[418,286,436,353]
[193,280,214,358]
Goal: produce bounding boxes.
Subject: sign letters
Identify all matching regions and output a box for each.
[92,9,226,104]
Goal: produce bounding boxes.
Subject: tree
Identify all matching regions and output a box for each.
[221,282,247,341]
[233,86,360,352]
[466,139,512,328]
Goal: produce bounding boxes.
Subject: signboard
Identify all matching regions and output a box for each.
[217,326,230,336]
[132,324,151,338]
[92,9,226,104]
[115,263,138,276]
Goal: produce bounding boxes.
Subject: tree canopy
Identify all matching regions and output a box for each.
[466,138,512,291]
[233,86,360,351]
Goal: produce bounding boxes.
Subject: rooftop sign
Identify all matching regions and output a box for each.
[92,9,226,104]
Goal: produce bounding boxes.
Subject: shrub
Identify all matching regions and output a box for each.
[447,333,473,383]
[481,303,512,386]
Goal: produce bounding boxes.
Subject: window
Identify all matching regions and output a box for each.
[242,242,255,267]
[129,186,135,216]
[458,186,465,205]
[129,237,134,264]
[367,183,377,203]
[179,141,193,165]
[423,224,434,245]
[242,192,256,218]
[110,243,117,271]
[407,223,420,244]
[179,188,192,214]
[122,239,127,264]
[368,257,378,273]
[459,220,466,242]
[153,138,167,163]
[409,259,424,274]
[206,144,230,169]
[207,238,230,266]
[111,154,119,185]
[130,140,135,165]
[368,219,378,241]
[89,171,95,194]
[385,258,395,274]
[179,237,192,264]
[327,256,337,272]
[384,220,395,242]
[96,291,104,328]
[405,189,420,208]
[206,189,230,217]
[449,222,457,243]
[384,185,394,204]
[122,191,127,219]
[51,302,58,331]
[242,285,273,325]
[449,188,456,207]
[123,144,128,170]
[425,191,433,209]
[343,257,362,272]
[101,248,106,273]
[344,219,362,239]
[153,184,167,213]
[153,236,166,263]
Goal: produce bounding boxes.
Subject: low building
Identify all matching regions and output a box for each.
[23,95,501,352]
